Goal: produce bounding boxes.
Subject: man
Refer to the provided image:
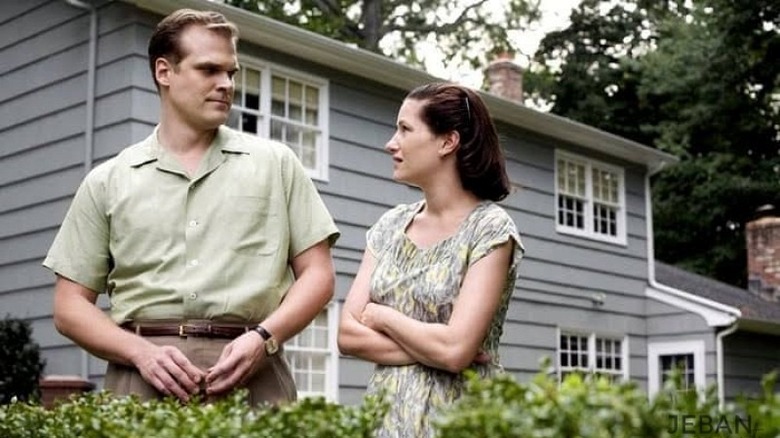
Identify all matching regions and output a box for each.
[43,9,339,405]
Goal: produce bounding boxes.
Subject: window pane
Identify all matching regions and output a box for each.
[272,76,286,116]
[311,373,325,392]
[305,109,318,126]
[558,195,585,229]
[270,119,284,141]
[245,68,261,110]
[285,309,332,398]
[242,113,257,134]
[305,85,319,108]
[558,159,586,197]
[289,81,303,121]
[593,168,618,203]
[660,353,695,389]
[593,203,618,236]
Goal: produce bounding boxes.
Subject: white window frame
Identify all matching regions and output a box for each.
[557,328,629,382]
[647,340,706,398]
[229,56,330,181]
[554,151,627,245]
[284,301,340,401]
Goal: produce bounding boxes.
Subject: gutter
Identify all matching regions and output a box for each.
[123,0,677,173]
[63,0,99,381]
[644,174,742,325]
[644,173,741,407]
[716,323,739,410]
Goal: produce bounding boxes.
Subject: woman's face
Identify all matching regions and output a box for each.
[385,98,443,185]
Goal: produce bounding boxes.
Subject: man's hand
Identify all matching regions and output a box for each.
[204,332,265,395]
[131,344,205,402]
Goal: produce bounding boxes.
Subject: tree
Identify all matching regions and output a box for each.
[224,0,541,72]
[527,0,780,287]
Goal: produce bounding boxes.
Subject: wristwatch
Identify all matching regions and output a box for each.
[252,324,279,356]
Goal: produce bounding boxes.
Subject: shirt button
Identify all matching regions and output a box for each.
[189,259,199,267]
[188,220,198,227]
[189,292,198,300]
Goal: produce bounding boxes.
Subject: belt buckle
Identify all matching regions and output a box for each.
[178,325,186,337]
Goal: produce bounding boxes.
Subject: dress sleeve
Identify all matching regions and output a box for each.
[468,206,525,270]
[366,204,407,258]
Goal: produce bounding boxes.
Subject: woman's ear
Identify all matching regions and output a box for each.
[438,130,460,157]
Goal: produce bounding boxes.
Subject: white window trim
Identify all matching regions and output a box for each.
[234,55,330,181]
[556,328,630,382]
[554,151,627,245]
[284,301,340,401]
[647,340,706,398]
[325,300,340,402]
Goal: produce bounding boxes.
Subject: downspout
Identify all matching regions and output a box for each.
[644,175,742,315]
[644,172,740,404]
[64,0,98,381]
[716,323,739,410]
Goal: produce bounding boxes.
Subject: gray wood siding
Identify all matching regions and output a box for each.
[723,331,780,401]
[0,0,155,381]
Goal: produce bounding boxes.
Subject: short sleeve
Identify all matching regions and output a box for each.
[281,146,340,257]
[468,206,525,269]
[42,168,112,293]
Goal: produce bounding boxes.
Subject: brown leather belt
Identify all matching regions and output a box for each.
[121,322,253,339]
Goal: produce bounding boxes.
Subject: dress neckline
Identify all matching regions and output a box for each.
[402,200,487,251]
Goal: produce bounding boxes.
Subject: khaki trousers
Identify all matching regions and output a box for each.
[104,335,297,406]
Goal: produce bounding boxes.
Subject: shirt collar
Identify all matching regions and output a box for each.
[127,125,249,168]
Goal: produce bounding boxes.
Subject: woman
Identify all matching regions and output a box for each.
[337,82,524,437]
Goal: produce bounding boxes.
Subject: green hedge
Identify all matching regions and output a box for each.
[0,391,387,438]
[436,368,779,438]
[1,367,777,438]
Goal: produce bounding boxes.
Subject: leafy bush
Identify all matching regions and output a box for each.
[1,364,777,438]
[0,390,388,438]
[0,317,46,404]
[436,365,779,438]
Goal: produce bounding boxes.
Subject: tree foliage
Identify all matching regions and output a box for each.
[224,0,541,71]
[528,0,780,287]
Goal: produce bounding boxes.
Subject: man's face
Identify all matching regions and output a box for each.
[156,25,238,130]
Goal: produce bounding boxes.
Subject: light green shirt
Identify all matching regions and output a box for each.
[43,126,340,323]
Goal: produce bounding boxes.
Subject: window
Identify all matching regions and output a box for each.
[284,303,339,400]
[558,331,627,382]
[227,60,329,180]
[555,152,626,244]
[660,354,695,390]
[647,341,705,397]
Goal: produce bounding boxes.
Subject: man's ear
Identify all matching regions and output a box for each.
[155,57,174,88]
[438,130,460,157]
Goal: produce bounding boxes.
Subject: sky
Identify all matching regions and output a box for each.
[424,0,582,88]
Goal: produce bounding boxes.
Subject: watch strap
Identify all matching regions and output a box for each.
[253,324,272,341]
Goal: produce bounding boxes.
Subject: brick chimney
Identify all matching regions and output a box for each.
[485,52,523,104]
[746,205,780,302]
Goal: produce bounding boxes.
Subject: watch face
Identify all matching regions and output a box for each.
[265,338,279,355]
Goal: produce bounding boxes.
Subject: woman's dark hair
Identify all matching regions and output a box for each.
[148,9,239,91]
[406,82,511,201]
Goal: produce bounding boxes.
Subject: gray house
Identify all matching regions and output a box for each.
[1,0,777,405]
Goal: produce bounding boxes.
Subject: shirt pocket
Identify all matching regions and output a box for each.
[228,195,280,256]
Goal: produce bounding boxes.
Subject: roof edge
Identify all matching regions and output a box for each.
[124,0,678,171]
[737,318,780,336]
[646,285,741,327]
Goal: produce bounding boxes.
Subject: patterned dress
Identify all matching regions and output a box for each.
[366,200,524,438]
